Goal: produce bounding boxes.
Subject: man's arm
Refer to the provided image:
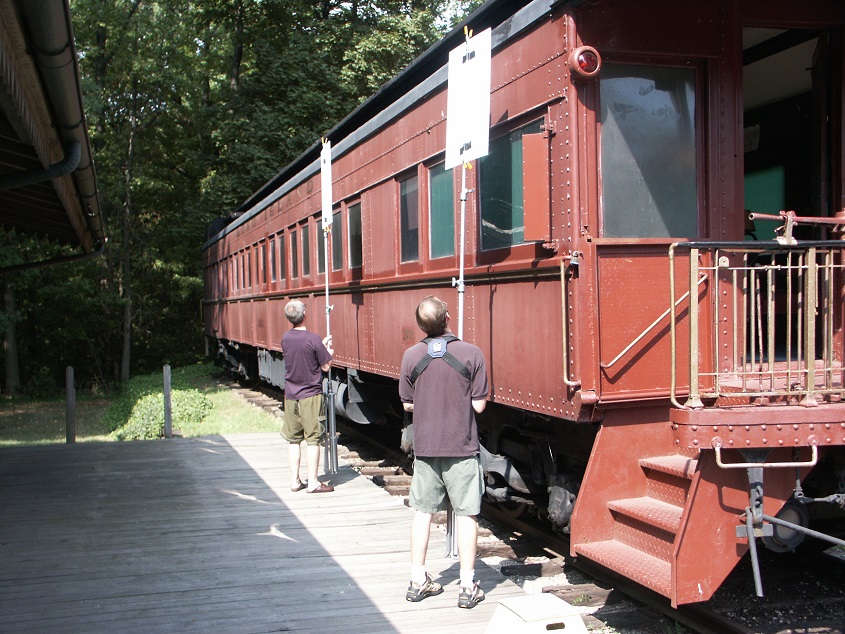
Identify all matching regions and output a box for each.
[472,398,486,414]
[321,335,333,372]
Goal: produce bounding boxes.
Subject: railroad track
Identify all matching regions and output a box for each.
[231,380,845,634]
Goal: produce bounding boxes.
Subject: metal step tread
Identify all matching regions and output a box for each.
[639,454,698,479]
[575,539,672,598]
[607,496,683,534]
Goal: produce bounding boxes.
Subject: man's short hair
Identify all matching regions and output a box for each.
[415,296,448,336]
[285,299,306,326]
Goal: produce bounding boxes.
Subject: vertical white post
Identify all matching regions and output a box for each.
[321,139,338,474]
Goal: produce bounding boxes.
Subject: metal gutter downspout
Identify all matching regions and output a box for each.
[0,140,79,189]
[0,240,105,274]
[16,0,104,248]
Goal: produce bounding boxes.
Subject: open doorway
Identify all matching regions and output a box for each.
[742,27,831,241]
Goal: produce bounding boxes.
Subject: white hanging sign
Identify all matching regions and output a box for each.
[320,139,333,227]
[445,27,492,169]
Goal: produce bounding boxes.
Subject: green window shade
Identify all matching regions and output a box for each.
[429,162,454,259]
[479,119,543,251]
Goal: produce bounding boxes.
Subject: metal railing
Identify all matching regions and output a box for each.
[669,241,845,409]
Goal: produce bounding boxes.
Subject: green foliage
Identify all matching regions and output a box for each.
[103,364,222,439]
[111,389,212,441]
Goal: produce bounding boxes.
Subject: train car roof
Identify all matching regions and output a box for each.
[0,0,104,253]
[205,0,552,249]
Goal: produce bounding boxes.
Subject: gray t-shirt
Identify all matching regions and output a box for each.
[399,337,488,457]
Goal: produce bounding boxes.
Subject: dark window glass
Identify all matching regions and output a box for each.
[302,223,310,276]
[269,238,277,282]
[291,231,299,278]
[479,119,543,251]
[600,64,697,238]
[261,242,267,284]
[279,235,286,281]
[332,210,343,271]
[317,218,326,274]
[349,202,363,268]
[429,162,454,259]
[400,174,419,262]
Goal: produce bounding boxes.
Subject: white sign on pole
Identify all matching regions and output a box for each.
[445,27,492,170]
[320,139,333,227]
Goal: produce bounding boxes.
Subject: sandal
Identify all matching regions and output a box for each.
[307,483,335,493]
[290,481,307,492]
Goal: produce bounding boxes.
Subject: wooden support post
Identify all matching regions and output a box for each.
[163,364,173,439]
[65,366,75,444]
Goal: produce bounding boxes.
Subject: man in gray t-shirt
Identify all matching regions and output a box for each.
[281,299,334,494]
[399,296,488,609]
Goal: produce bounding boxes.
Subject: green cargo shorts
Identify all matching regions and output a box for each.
[282,394,326,446]
[409,455,483,516]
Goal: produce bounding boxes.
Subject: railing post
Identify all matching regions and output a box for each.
[163,364,173,438]
[802,248,818,406]
[65,366,75,444]
[686,248,703,408]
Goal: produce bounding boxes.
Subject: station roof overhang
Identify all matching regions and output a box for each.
[0,0,104,254]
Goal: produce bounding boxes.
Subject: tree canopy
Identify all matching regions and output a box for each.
[0,0,483,394]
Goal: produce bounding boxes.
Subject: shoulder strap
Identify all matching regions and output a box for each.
[410,335,470,384]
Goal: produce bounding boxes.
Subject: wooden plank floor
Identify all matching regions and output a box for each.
[0,433,527,633]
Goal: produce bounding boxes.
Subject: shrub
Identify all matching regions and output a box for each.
[111,389,212,441]
[104,363,221,440]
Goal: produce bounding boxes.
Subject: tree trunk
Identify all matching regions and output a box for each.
[120,111,137,383]
[3,282,19,396]
[229,0,244,91]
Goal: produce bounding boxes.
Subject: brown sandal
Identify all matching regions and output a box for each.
[290,481,307,492]
[307,483,334,493]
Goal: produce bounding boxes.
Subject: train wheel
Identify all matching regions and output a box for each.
[763,499,810,553]
[495,500,527,520]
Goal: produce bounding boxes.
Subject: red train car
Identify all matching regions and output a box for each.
[203,0,845,606]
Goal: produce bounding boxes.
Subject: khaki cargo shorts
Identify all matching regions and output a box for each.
[282,394,326,446]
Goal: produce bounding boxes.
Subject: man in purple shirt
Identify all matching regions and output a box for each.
[281,299,334,493]
[399,296,489,608]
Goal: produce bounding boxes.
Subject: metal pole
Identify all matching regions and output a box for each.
[324,226,338,475]
[446,161,470,559]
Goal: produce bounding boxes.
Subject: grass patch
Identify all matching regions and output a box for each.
[0,364,281,446]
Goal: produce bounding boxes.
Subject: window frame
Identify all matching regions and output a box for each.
[595,55,707,243]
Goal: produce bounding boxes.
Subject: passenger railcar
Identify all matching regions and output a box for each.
[203,0,845,606]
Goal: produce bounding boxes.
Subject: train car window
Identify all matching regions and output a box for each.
[429,162,455,259]
[317,218,326,274]
[600,64,697,238]
[349,202,363,269]
[232,256,238,291]
[246,250,251,289]
[479,119,543,250]
[278,234,286,282]
[260,241,267,285]
[332,210,343,271]
[302,223,311,277]
[291,230,299,279]
[400,173,419,262]
[269,238,277,283]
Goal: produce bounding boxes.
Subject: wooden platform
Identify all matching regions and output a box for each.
[0,434,527,633]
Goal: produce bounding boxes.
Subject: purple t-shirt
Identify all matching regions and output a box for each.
[399,337,488,457]
[281,329,332,400]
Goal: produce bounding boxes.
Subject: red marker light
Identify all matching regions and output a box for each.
[577,49,598,73]
[568,46,601,81]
